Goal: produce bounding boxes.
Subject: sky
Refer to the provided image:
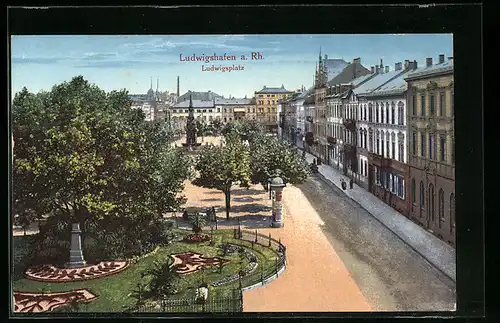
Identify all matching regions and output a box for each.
[10,34,453,99]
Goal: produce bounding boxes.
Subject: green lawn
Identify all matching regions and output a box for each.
[12,229,279,312]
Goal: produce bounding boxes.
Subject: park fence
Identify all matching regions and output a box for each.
[232,228,287,291]
[135,288,243,313]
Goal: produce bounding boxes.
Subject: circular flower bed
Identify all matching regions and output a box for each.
[183,233,211,243]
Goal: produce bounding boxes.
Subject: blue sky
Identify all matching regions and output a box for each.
[11,34,453,98]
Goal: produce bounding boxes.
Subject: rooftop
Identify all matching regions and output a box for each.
[255,85,293,94]
[324,59,350,82]
[327,60,371,86]
[353,69,404,96]
[367,68,419,96]
[214,98,253,105]
[406,59,454,80]
[171,99,215,108]
[177,90,223,102]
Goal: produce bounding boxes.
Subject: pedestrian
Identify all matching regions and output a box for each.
[349,178,354,189]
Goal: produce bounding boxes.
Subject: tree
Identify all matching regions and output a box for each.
[12,76,193,261]
[248,133,311,188]
[192,132,251,220]
[211,118,223,135]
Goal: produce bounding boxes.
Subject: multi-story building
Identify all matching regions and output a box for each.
[216,96,255,123]
[311,55,371,163]
[255,85,294,132]
[279,87,306,144]
[405,55,455,246]
[129,78,163,122]
[362,60,419,216]
[170,96,216,131]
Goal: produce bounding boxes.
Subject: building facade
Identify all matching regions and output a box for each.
[170,98,216,131]
[255,85,293,132]
[405,55,455,246]
[216,97,255,123]
[363,61,418,216]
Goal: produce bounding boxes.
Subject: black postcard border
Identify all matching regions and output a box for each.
[5,4,484,320]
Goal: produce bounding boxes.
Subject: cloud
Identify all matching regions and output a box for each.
[83,52,118,60]
[11,56,67,64]
[73,59,177,69]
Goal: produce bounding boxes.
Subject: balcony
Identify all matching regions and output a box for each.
[343,119,357,131]
[327,136,337,145]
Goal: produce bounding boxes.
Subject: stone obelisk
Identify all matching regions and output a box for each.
[65,223,87,268]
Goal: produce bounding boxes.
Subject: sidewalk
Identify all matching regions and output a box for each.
[303,150,456,283]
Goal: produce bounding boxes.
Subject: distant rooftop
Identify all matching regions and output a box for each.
[255,85,293,94]
[172,99,215,108]
[324,58,350,82]
[177,90,223,102]
[215,98,253,105]
[367,68,419,96]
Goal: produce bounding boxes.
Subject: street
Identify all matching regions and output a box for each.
[289,175,456,311]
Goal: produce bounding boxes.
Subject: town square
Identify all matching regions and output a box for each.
[11,34,456,314]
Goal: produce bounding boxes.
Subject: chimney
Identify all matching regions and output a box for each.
[426,57,433,67]
[371,66,375,73]
[448,56,453,60]
[375,66,379,73]
[385,66,389,73]
[413,60,418,69]
[404,60,410,69]
[325,54,328,60]
[353,57,360,64]
[439,54,445,64]
[395,62,402,71]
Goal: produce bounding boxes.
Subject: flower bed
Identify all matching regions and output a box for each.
[183,233,211,243]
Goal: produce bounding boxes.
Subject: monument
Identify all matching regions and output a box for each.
[270,171,286,228]
[182,95,201,151]
[65,223,87,268]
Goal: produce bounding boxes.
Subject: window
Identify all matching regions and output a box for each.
[440,135,446,162]
[429,134,435,160]
[439,92,445,116]
[375,167,380,184]
[450,193,455,234]
[369,103,373,122]
[399,140,404,162]
[185,109,189,113]
[386,139,389,158]
[369,131,373,151]
[391,103,395,124]
[397,176,404,199]
[381,104,384,123]
[364,131,367,149]
[272,94,275,97]
[376,138,380,154]
[429,183,435,222]
[398,102,405,125]
[386,106,389,124]
[411,178,416,211]
[376,104,379,123]
[224,108,227,113]
[420,181,425,209]
[224,117,227,122]
[364,161,367,177]
[392,141,395,159]
[267,95,270,97]
[420,133,426,157]
[259,94,263,98]
[439,189,445,228]
[267,100,270,104]
[412,132,417,155]
[253,107,255,113]
[420,95,426,116]
[412,95,417,115]
[430,95,435,115]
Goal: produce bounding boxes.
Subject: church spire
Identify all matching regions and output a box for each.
[156,77,159,92]
[150,77,153,89]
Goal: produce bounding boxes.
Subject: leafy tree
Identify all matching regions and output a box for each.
[211,118,223,135]
[12,76,193,260]
[248,132,311,188]
[190,212,207,234]
[192,132,251,220]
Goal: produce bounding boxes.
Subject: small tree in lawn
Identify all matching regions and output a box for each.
[193,132,251,220]
[190,212,207,234]
[211,118,223,136]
